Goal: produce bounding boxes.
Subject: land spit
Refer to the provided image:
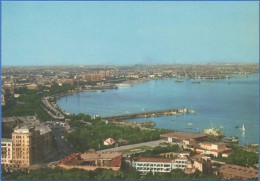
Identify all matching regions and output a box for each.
[103,108,196,121]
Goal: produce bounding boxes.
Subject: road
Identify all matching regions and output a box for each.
[97,140,166,153]
[50,125,75,158]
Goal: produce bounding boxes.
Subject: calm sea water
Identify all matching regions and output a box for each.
[57,73,259,145]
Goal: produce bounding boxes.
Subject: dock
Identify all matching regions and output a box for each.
[103,108,195,121]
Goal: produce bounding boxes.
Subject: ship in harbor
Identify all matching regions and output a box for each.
[204,122,224,137]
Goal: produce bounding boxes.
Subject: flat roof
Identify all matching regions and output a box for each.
[161,131,206,140]
[2,138,12,143]
[2,117,16,123]
[133,157,174,163]
[81,151,122,161]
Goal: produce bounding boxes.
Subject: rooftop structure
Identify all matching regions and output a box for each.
[161,131,206,140]
[56,151,122,171]
[103,138,115,145]
[160,131,206,147]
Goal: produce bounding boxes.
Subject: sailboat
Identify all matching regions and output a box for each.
[240,124,245,132]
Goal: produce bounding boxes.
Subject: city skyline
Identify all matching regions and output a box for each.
[2,1,259,66]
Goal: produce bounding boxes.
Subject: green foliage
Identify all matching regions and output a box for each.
[141,169,221,180]
[2,168,133,180]
[2,85,74,121]
[2,167,221,180]
[2,91,51,121]
[226,147,258,167]
[65,117,169,151]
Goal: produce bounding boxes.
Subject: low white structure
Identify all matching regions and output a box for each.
[103,138,115,145]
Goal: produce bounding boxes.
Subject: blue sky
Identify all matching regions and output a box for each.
[2,1,259,66]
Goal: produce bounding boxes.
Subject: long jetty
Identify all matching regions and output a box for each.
[103,108,195,121]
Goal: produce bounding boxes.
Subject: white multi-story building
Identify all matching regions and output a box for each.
[130,157,173,174]
[1,138,13,169]
[172,158,188,170]
[127,154,189,175]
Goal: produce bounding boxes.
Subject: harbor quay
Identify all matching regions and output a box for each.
[103,108,195,121]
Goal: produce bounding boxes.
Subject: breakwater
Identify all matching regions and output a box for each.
[103,108,195,121]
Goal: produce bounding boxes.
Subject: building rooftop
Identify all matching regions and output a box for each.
[35,123,51,135]
[56,151,122,170]
[2,117,16,123]
[81,151,121,160]
[132,157,174,163]
[161,131,206,140]
[13,126,30,134]
[1,138,12,143]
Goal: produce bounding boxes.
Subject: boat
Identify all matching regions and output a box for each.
[192,81,201,84]
[224,136,239,143]
[185,122,193,129]
[240,124,245,132]
[204,122,224,137]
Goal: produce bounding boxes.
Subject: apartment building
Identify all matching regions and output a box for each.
[190,154,212,174]
[127,153,190,175]
[129,157,173,174]
[1,138,13,169]
[12,126,41,168]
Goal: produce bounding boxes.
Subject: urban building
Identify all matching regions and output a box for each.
[190,154,212,174]
[12,126,41,168]
[190,142,231,157]
[26,83,38,90]
[127,153,190,175]
[160,131,207,147]
[129,157,174,174]
[2,88,5,106]
[103,138,116,145]
[35,124,53,160]
[2,117,54,169]
[1,138,13,169]
[56,151,122,171]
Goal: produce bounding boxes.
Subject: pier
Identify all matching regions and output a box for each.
[103,108,195,121]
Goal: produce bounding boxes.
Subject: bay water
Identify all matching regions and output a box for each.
[57,73,259,145]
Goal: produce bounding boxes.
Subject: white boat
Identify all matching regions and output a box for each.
[240,124,245,132]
